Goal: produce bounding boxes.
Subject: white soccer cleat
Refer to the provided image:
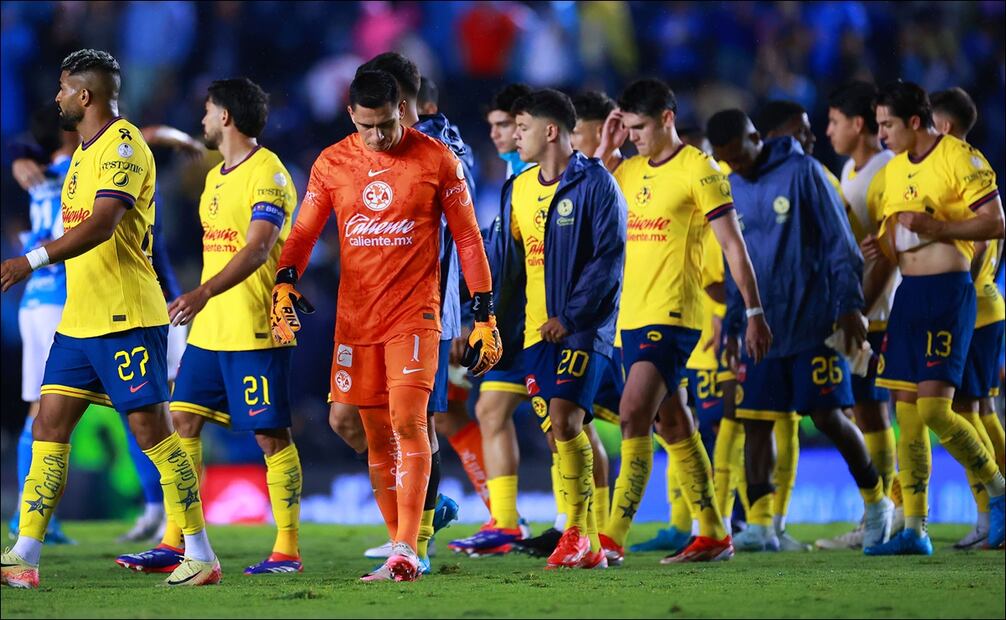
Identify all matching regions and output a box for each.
[953,524,988,550]
[816,522,864,550]
[732,524,780,552]
[862,496,894,549]
[163,556,221,587]
[118,510,166,543]
[777,530,812,552]
[1,549,39,589]
[364,539,394,559]
[386,543,421,582]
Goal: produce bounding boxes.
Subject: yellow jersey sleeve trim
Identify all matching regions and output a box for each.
[40,385,113,407]
[170,401,231,426]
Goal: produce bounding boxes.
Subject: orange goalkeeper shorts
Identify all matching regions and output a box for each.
[330,329,440,407]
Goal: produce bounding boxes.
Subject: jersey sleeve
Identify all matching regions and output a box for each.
[865,167,887,228]
[439,148,492,294]
[949,144,999,211]
[249,163,296,229]
[94,137,151,208]
[692,156,734,221]
[277,155,333,279]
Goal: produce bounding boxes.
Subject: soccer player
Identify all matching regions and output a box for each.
[706,108,894,554]
[417,77,440,116]
[570,90,616,158]
[116,78,303,575]
[488,88,625,569]
[488,83,534,178]
[816,81,899,550]
[0,49,218,588]
[932,86,1006,549]
[593,79,771,564]
[270,69,500,581]
[865,82,1005,554]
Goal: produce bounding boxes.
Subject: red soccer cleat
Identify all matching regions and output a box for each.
[545,527,590,569]
[660,535,735,564]
[598,533,625,566]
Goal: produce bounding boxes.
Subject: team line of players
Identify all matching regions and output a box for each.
[1,47,1004,588]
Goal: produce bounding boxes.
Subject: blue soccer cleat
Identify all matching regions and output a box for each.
[115,544,185,573]
[448,521,525,556]
[864,528,933,556]
[244,552,303,575]
[629,527,692,553]
[418,554,432,575]
[433,494,460,533]
[987,494,1005,549]
[8,515,75,545]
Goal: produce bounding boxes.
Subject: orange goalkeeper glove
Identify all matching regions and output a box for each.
[461,291,502,376]
[271,267,315,345]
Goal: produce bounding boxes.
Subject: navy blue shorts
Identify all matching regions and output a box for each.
[959,320,1005,399]
[41,326,170,411]
[480,347,529,397]
[429,339,452,413]
[620,325,699,396]
[524,341,609,429]
[171,344,293,432]
[591,347,623,426]
[686,367,725,428]
[877,272,977,392]
[852,331,891,403]
[736,344,853,420]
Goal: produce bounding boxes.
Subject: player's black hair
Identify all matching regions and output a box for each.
[572,90,615,123]
[511,88,576,133]
[828,81,879,134]
[418,77,439,108]
[756,100,806,135]
[706,109,752,147]
[617,79,677,118]
[930,87,977,136]
[30,105,64,157]
[357,52,420,100]
[207,78,269,138]
[349,70,401,109]
[489,83,532,115]
[60,48,121,98]
[875,80,933,128]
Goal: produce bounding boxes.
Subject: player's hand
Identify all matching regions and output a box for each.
[897,212,944,238]
[744,314,772,364]
[271,267,315,345]
[168,286,211,326]
[462,291,502,376]
[0,256,32,292]
[451,325,473,365]
[859,234,884,262]
[12,158,46,191]
[724,335,741,372]
[837,310,868,354]
[595,108,627,161]
[539,317,569,343]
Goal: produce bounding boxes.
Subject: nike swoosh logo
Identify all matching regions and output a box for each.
[249,408,268,416]
[402,367,424,375]
[556,379,575,385]
[907,172,919,178]
[129,381,149,393]
[74,160,81,167]
[215,182,224,189]
[166,571,201,586]
[926,360,943,367]
[368,168,391,177]
[701,400,720,409]
[537,195,550,202]
[643,174,656,179]
[820,386,836,394]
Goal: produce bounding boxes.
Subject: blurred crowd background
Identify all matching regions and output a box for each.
[1,1,1004,524]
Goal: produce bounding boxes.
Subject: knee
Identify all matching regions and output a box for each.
[171,410,202,438]
[475,399,506,435]
[329,405,362,438]
[619,396,652,438]
[255,429,292,457]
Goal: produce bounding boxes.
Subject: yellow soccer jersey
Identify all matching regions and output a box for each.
[974,239,1005,328]
[59,117,167,338]
[510,165,554,349]
[686,228,726,371]
[188,146,297,351]
[614,145,734,333]
[880,134,999,263]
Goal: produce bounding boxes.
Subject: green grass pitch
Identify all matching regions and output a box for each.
[2,522,1003,618]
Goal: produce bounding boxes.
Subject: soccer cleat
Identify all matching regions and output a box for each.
[862,496,895,549]
[988,494,1005,549]
[629,527,692,553]
[518,517,532,540]
[418,554,432,575]
[660,535,734,564]
[598,533,625,566]
[364,539,394,559]
[433,494,460,533]
[891,505,905,536]
[359,561,394,582]
[732,524,780,552]
[953,525,988,550]
[512,527,562,558]
[777,530,812,552]
[864,528,933,556]
[546,527,590,569]
[42,525,76,546]
[115,544,184,573]
[1,549,39,589]
[118,512,165,543]
[815,523,864,550]
[577,548,608,569]
[244,552,303,574]
[448,521,524,556]
[163,556,222,586]
[387,543,421,582]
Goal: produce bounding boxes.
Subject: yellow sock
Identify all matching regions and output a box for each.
[417,509,435,558]
[980,412,1006,474]
[918,397,998,485]
[585,477,601,552]
[265,444,302,557]
[713,419,741,517]
[144,432,205,535]
[956,411,994,513]
[666,432,726,540]
[603,436,652,545]
[864,428,897,497]
[771,417,799,520]
[550,453,566,526]
[895,401,931,524]
[593,486,609,533]
[731,428,749,513]
[161,435,202,548]
[487,475,519,529]
[19,441,71,543]
[890,475,903,508]
[657,433,692,531]
[556,432,593,532]
[859,476,885,504]
[749,493,772,527]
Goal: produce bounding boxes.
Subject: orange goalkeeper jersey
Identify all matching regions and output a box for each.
[279,127,491,345]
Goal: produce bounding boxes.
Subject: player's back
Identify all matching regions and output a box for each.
[22,155,70,309]
[59,117,167,337]
[314,128,463,344]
